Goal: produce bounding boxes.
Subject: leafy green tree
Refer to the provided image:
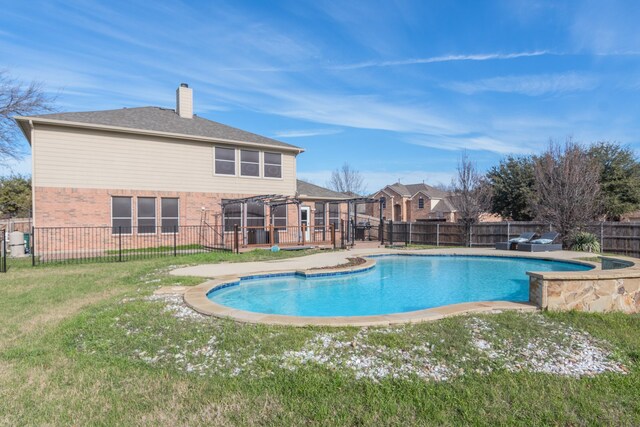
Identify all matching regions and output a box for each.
[0,174,31,217]
[588,142,640,220]
[486,156,537,221]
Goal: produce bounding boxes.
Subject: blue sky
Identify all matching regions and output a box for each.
[2,0,640,190]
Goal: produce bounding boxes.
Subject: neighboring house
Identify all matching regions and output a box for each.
[14,84,306,235]
[366,182,457,222]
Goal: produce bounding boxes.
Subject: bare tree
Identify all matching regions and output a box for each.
[328,162,367,195]
[534,139,602,246]
[449,153,492,245]
[1,70,55,160]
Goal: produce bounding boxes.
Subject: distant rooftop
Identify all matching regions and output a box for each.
[386,182,450,199]
[296,179,348,200]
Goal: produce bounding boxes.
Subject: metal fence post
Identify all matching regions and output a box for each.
[506,222,510,241]
[469,224,473,248]
[302,223,306,246]
[380,220,385,245]
[31,226,35,267]
[389,220,393,245]
[408,222,412,245]
[436,223,440,247]
[340,219,345,248]
[330,224,336,249]
[1,234,6,273]
[234,225,239,254]
[173,225,177,257]
[404,222,409,246]
[118,226,122,262]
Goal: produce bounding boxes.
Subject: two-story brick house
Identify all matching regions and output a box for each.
[14,85,349,250]
[367,182,457,222]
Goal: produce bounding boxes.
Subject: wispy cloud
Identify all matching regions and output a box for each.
[330,51,550,70]
[407,134,533,155]
[443,72,598,96]
[273,128,343,138]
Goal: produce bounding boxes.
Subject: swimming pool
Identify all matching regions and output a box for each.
[207,255,593,317]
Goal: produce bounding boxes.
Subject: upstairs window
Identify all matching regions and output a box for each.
[112,196,132,234]
[272,204,287,229]
[137,197,156,234]
[380,196,386,209]
[264,152,282,178]
[314,202,325,227]
[215,147,235,175]
[418,197,424,209]
[161,198,179,233]
[240,149,260,177]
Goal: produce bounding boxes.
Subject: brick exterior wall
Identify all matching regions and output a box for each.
[407,194,432,222]
[32,187,325,256]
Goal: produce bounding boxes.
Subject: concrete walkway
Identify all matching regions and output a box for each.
[170,247,593,278]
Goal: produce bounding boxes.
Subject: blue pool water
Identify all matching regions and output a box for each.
[207,256,592,317]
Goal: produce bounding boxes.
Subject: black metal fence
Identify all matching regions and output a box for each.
[27,223,339,266]
[3,220,640,271]
[32,225,232,265]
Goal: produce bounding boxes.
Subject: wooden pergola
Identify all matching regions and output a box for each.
[220,195,303,244]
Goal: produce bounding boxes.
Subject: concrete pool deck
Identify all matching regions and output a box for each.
[170,247,597,278]
[162,247,640,326]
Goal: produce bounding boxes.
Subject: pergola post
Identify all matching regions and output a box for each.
[221,203,226,246]
[297,201,302,244]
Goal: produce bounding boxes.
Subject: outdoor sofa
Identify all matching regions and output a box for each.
[516,232,562,252]
[495,232,536,250]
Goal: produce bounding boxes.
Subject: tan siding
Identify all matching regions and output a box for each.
[33,124,297,195]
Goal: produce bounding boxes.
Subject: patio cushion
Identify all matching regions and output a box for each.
[530,238,553,244]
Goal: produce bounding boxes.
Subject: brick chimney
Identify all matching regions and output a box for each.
[176,83,193,119]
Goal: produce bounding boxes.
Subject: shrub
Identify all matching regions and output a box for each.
[571,231,601,253]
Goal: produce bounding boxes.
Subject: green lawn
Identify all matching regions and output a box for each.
[0,250,638,425]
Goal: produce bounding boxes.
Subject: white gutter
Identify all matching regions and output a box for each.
[13,116,305,154]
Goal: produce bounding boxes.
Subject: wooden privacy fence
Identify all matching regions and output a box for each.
[0,218,31,234]
[382,221,640,258]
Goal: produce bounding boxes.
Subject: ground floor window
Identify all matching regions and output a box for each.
[329,203,340,228]
[315,202,325,227]
[272,204,287,229]
[246,202,265,227]
[112,196,132,234]
[223,202,242,231]
[137,197,156,234]
[161,198,179,233]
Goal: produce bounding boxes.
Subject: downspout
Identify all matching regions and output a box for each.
[28,120,36,228]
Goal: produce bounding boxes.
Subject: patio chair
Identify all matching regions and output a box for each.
[516,231,562,252]
[495,232,536,250]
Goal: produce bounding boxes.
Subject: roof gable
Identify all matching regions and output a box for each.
[16,107,301,152]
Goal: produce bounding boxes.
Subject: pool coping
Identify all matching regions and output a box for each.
[183,253,601,327]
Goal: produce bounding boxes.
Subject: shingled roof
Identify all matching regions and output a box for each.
[385,182,450,199]
[296,179,348,200]
[16,107,302,151]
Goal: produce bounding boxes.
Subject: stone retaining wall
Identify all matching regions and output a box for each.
[528,257,640,314]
